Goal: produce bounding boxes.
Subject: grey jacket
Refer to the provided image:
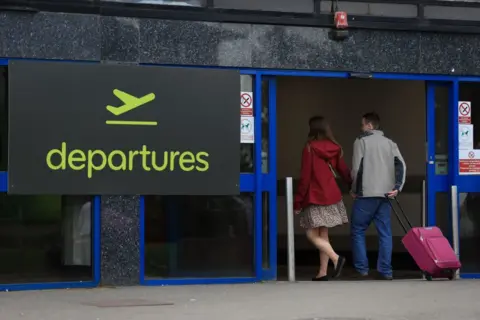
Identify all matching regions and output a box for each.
[351,130,406,198]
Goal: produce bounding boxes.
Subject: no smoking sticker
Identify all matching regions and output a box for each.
[458,101,471,124]
[241,93,252,107]
[240,91,253,116]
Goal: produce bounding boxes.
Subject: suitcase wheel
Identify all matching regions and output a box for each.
[448,270,455,281]
[425,270,455,281]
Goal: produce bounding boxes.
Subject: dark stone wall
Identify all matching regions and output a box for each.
[0,12,100,60]
[3,12,480,75]
[100,195,140,286]
[2,10,479,286]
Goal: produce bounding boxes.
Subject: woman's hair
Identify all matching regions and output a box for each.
[307,116,343,157]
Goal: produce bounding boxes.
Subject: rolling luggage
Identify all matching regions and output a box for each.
[386,196,461,281]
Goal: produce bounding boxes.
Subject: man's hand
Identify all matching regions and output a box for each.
[387,189,399,197]
[350,191,357,199]
[294,209,301,215]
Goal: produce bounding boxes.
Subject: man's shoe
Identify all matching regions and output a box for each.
[312,275,329,281]
[375,273,393,280]
[350,272,370,280]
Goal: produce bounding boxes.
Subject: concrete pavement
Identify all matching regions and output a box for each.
[1,280,480,320]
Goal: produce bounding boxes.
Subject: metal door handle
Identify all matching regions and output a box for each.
[422,180,426,228]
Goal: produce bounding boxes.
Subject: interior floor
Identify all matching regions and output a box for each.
[277,250,422,280]
[277,267,422,281]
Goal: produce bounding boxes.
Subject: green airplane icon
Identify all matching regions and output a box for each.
[106,89,156,116]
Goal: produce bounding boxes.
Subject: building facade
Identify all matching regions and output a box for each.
[1,0,480,290]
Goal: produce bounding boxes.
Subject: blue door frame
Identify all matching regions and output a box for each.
[251,70,480,280]
[140,72,279,285]
[424,77,480,279]
[454,78,480,279]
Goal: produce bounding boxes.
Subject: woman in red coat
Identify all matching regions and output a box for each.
[294,116,353,281]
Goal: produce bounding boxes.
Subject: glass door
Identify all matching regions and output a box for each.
[425,82,452,238]
[457,80,480,277]
[241,73,277,281]
[258,76,277,280]
[141,72,268,285]
[141,72,278,284]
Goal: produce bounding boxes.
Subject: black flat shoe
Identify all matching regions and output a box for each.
[333,256,346,278]
[312,276,329,281]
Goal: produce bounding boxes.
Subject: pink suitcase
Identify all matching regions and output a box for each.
[386,196,461,281]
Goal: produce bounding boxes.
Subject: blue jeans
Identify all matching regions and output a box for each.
[351,197,393,277]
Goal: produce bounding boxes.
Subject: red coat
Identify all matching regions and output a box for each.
[294,140,352,210]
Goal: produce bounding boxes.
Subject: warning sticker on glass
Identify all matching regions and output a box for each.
[459,149,480,175]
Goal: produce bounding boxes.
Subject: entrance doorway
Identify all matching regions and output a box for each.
[269,76,452,280]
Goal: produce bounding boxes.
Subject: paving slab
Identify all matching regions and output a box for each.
[0,280,479,320]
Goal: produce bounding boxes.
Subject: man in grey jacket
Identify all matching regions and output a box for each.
[350,112,406,280]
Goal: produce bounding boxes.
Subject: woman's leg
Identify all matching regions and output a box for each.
[317,227,330,277]
[306,228,339,266]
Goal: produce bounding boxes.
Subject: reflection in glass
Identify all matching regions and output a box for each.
[460,83,480,149]
[105,0,204,6]
[0,195,93,284]
[434,86,448,175]
[62,196,92,267]
[262,79,269,173]
[0,67,6,171]
[240,144,254,173]
[460,192,480,273]
[262,193,269,268]
[144,194,254,278]
[435,193,450,237]
[214,0,314,13]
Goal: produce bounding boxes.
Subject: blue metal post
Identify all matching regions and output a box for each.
[254,74,263,280]
[267,77,277,280]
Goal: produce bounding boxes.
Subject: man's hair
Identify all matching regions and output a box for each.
[362,112,381,129]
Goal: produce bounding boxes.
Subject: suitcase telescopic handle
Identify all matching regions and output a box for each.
[385,194,414,234]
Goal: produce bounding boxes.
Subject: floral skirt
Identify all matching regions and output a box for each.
[299,200,348,229]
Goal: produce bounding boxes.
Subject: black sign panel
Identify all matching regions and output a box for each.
[8,61,240,195]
